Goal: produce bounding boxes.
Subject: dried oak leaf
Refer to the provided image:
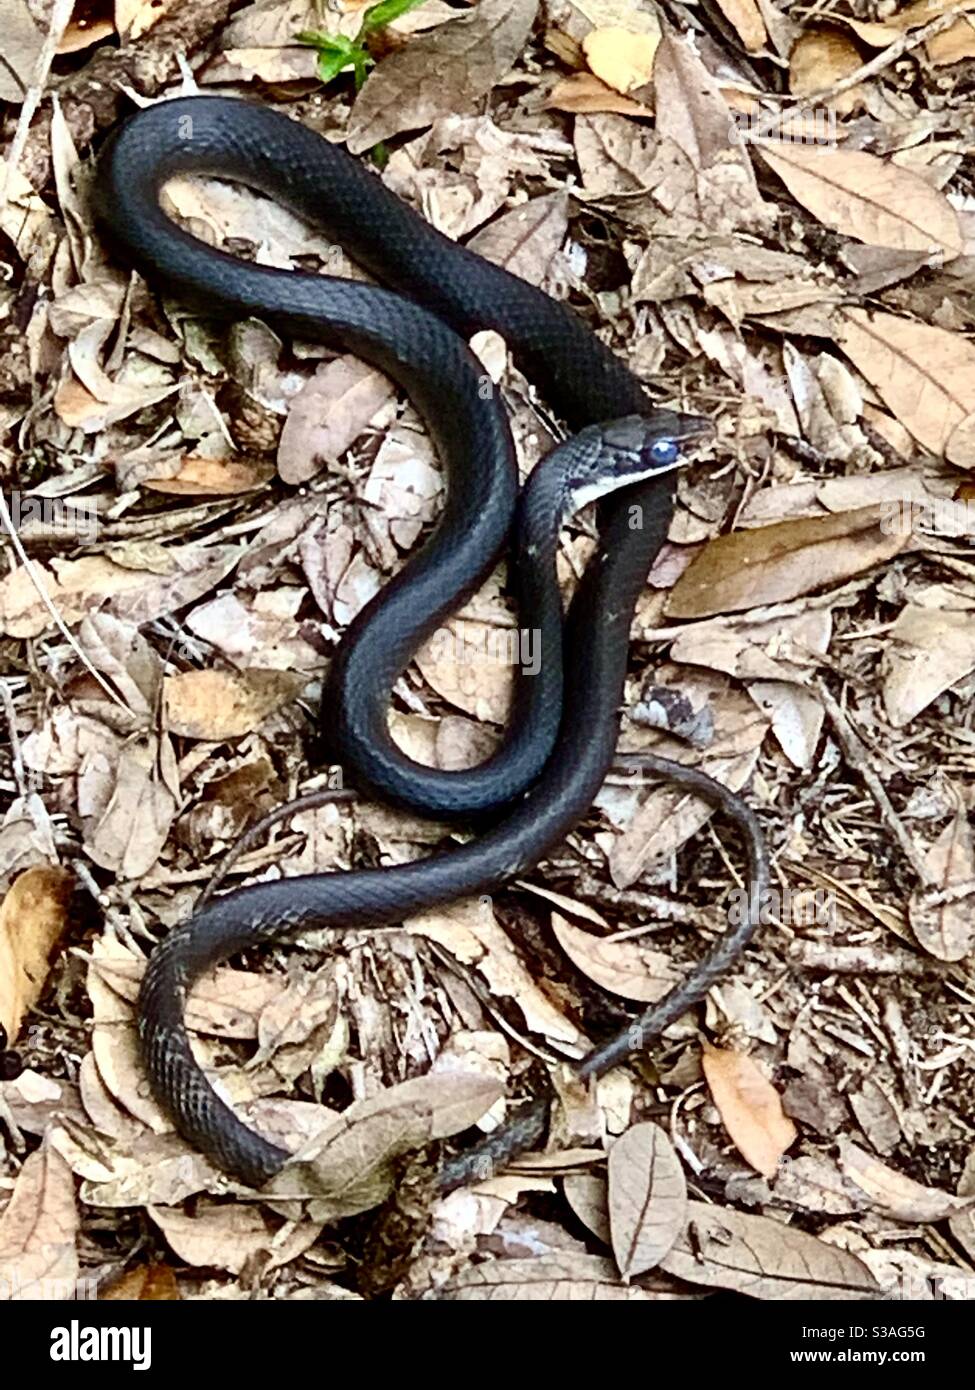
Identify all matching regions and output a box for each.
[551,912,680,1003]
[0,866,74,1045]
[756,143,962,260]
[436,1251,670,1300]
[266,1072,503,1217]
[701,1043,797,1178]
[660,1199,879,1298]
[608,1123,687,1278]
[0,1148,79,1302]
[667,504,911,619]
[163,668,307,740]
[347,0,539,154]
[835,308,975,462]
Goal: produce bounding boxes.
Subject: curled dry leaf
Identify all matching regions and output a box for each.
[835,308,975,462]
[838,1140,975,1223]
[701,1042,797,1178]
[0,1148,79,1301]
[661,1199,879,1299]
[546,72,651,117]
[608,1123,687,1278]
[551,912,680,1003]
[347,0,539,154]
[163,668,307,740]
[0,865,74,1045]
[909,803,975,962]
[756,144,963,260]
[266,1072,504,1217]
[667,504,912,619]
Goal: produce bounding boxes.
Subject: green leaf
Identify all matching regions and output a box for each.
[360,0,430,35]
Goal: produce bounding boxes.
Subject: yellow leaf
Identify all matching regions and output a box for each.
[582,26,659,94]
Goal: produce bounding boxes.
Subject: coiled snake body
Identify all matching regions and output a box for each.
[94,97,764,1190]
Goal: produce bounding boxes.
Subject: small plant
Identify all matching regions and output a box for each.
[297,0,429,92]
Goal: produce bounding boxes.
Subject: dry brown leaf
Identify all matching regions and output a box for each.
[148,1202,322,1275]
[164,668,307,740]
[714,0,766,51]
[0,546,241,640]
[100,1263,181,1300]
[667,504,912,619]
[347,0,538,153]
[437,1251,666,1299]
[545,72,651,116]
[142,455,274,496]
[842,0,975,46]
[883,597,975,725]
[836,308,975,460]
[0,866,74,1045]
[467,191,570,287]
[267,1072,504,1216]
[551,912,680,1003]
[701,1043,797,1177]
[582,25,659,93]
[278,356,396,485]
[908,804,975,962]
[661,1199,879,1298]
[0,1,44,102]
[788,29,865,113]
[756,144,962,260]
[562,1172,611,1244]
[82,740,178,880]
[838,1140,975,1222]
[608,1123,687,1278]
[0,1148,79,1301]
[927,14,975,63]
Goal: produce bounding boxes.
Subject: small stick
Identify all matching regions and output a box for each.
[814,679,933,886]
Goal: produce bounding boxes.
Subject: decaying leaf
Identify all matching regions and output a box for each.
[756,144,963,260]
[0,1148,79,1301]
[347,0,539,153]
[909,801,975,962]
[608,1123,687,1277]
[661,1199,880,1298]
[266,1072,504,1216]
[0,866,74,1045]
[436,1251,671,1299]
[667,505,913,619]
[839,1141,975,1223]
[701,1043,797,1178]
[582,25,659,93]
[835,308,975,462]
[164,668,307,740]
[551,912,680,1003]
[883,593,975,725]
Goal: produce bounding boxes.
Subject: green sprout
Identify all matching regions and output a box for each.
[297,0,429,92]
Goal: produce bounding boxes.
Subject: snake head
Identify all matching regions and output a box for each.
[559,411,712,514]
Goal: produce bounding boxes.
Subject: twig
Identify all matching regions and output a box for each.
[814,678,933,886]
[739,1,975,144]
[0,0,75,218]
[0,490,132,714]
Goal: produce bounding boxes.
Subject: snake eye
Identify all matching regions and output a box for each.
[647,437,680,467]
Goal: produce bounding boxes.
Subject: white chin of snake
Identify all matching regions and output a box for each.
[568,456,684,513]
